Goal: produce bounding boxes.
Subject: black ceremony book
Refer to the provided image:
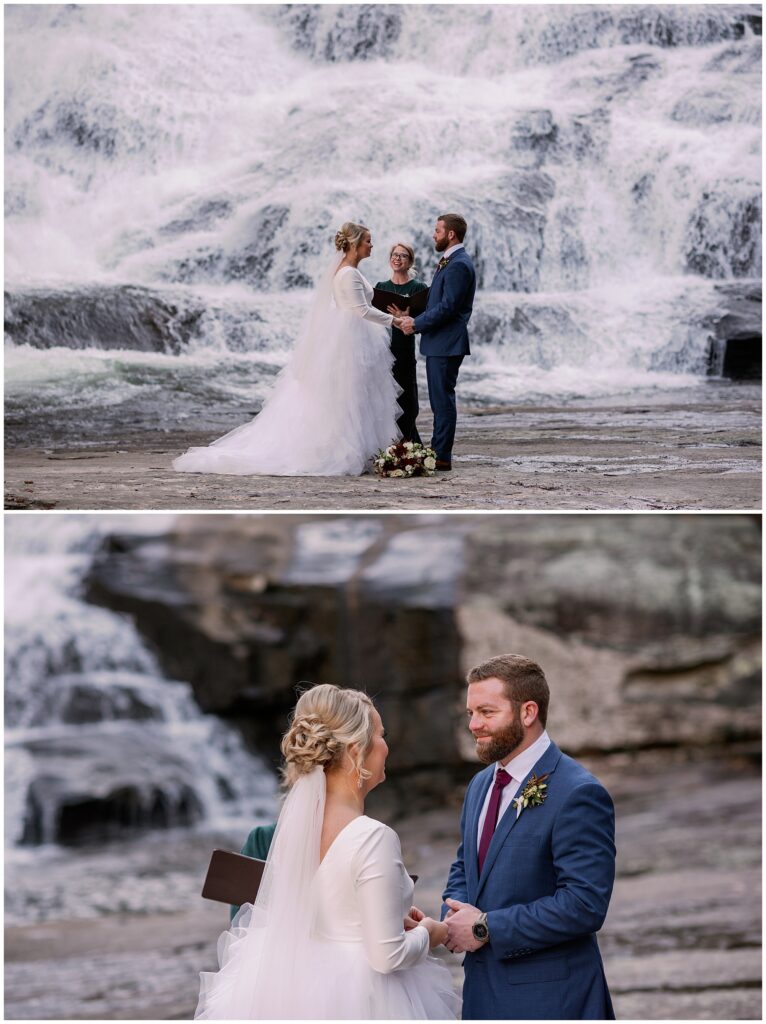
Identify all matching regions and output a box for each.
[372,286,430,318]
[202,848,266,906]
[201,848,418,906]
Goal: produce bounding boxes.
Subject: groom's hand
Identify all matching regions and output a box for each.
[444,898,486,953]
[400,316,415,335]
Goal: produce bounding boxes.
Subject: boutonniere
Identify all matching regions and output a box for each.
[513,773,550,819]
[436,256,450,271]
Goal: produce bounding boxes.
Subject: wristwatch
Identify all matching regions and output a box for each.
[472,912,490,944]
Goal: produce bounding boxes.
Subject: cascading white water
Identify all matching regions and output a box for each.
[4,514,278,847]
[4,4,761,445]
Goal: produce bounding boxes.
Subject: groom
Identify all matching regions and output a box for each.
[400,214,475,471]
[442,654,616,1020]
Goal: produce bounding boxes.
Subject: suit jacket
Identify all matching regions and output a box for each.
[443,742,616,1020]
[229,823,277,920]
[414,248,475,358]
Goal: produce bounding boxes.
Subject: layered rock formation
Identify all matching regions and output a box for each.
[85,516,467,819]
[458,513,761,753]
[4,286,205,355]
[84,513,761,818]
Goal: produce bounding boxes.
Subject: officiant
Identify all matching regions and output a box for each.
[376,243,428,444]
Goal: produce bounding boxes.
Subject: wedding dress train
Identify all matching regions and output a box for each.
[173,264,401,476]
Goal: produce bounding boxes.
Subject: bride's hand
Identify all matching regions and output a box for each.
[392,317,404,329]
[404,905,425,929]
[420,916,449,949]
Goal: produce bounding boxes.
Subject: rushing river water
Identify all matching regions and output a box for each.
[4,4,762,447]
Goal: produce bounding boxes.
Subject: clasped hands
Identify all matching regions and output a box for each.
[387,303,416,336]
[404,898,486,953]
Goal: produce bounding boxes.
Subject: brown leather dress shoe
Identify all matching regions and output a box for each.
[435,459,452,471]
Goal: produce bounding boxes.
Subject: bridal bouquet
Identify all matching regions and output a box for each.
[374,441,437,478]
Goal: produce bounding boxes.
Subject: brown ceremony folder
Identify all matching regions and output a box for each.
[372,287,430,319]
[202,848,418,906]
[202,848,266,906]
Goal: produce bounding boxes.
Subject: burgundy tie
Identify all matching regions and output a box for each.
[478,768,512,874]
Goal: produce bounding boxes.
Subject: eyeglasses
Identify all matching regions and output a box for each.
[390,253,410,261]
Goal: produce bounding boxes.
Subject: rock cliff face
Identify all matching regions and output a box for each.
[85,516,467,819]
[460,514,761,753]
[707,282,762,379]
[84,514,761,818]
[4,286,205,354]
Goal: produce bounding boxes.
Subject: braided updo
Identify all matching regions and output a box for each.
[334,222,369,253]
[281,683,375,788]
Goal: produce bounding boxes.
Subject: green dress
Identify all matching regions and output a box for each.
[374,277,428,443]
[229,822,277,919]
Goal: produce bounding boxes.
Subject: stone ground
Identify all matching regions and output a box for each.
[5,387,761,511]
[4,750,761,1019]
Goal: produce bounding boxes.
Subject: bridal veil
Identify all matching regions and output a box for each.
[195,766,326,1019]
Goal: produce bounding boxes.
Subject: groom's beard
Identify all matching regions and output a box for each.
[434,238,448,253]
[475,715,525,765]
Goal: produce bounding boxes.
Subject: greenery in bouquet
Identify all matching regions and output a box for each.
[374,441,437,478]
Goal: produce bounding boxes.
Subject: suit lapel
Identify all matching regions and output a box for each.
[476,742,563,900]
[466,766,494,899]
[433,249,464,281]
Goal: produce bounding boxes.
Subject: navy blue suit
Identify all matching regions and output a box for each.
[443,742,616,1020]
[413,247,475,462]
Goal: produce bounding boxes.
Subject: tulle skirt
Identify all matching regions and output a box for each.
[195,904,459,1020]
[173,310,402,477]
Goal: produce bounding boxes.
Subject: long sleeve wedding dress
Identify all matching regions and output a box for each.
[194,769,458,1020]
[173,264,401,477]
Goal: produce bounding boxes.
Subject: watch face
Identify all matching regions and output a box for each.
[473,923,489,940]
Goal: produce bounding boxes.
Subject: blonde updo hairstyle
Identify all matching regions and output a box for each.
[281,683,376,788]
[334,221,370,254]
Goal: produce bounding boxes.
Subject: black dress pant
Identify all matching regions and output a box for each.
[390,333,422,444]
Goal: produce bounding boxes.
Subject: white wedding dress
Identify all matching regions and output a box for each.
[195,769,458,1020]
[173,263,402,476]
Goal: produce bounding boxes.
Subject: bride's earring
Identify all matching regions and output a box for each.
[357,772,364,789]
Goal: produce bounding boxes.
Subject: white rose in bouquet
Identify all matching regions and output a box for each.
[424,456,436,471]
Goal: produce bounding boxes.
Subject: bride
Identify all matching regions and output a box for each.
[195,684,459,1020]
[173,223,403,477]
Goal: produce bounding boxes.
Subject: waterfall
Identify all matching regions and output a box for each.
[4,4,761,445]
[4,515,278,847]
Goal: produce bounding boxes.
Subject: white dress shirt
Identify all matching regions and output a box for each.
[440,242,464,263]
[476,730,551,844]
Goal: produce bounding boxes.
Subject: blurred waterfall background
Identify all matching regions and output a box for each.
[4,512,761,1018]
[4,4,762,449]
